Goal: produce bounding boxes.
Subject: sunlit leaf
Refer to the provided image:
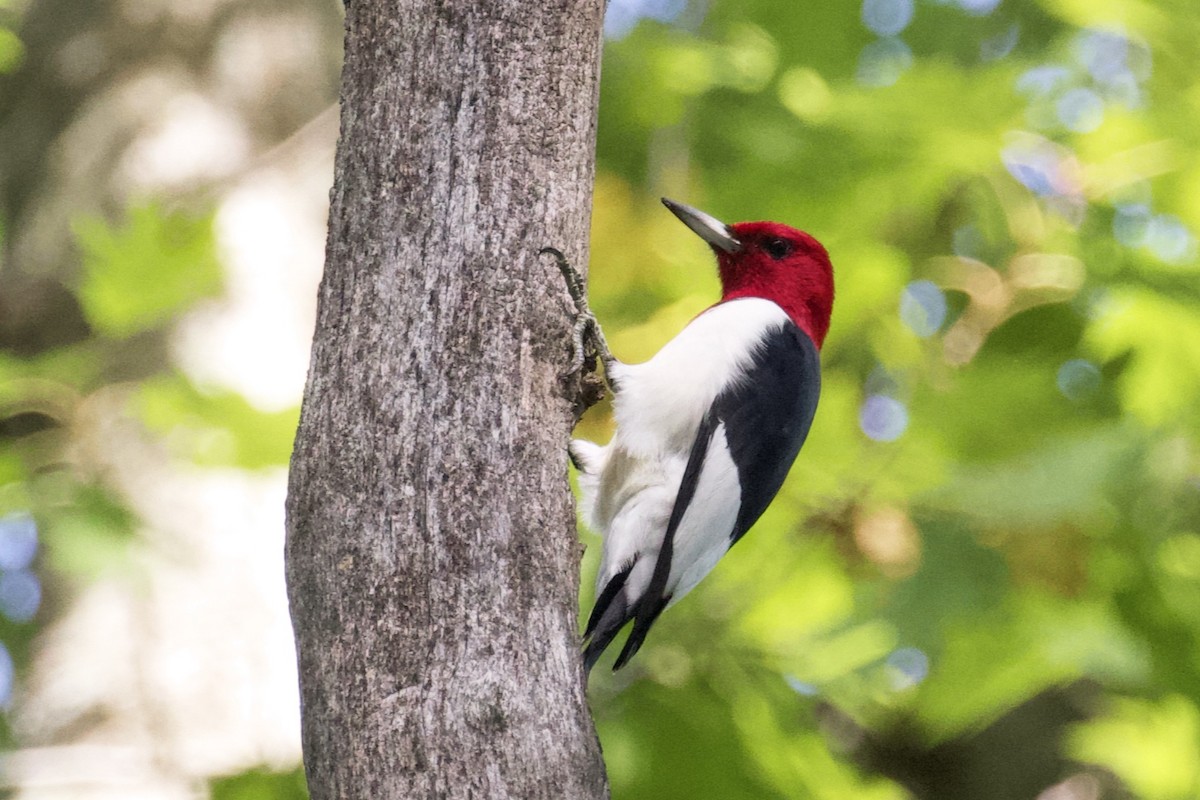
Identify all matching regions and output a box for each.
[73,202,221,339]
[136,374,298,469]
[1070,695,1200,800]
[209,767,308,800]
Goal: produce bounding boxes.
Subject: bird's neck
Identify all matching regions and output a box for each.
[720,285,830,349]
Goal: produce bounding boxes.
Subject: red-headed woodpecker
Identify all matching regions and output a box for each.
[562,198,835,671]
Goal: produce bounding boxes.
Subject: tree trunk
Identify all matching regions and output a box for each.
[284,2,608,798]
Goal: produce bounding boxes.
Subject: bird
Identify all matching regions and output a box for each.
[558,197,835,672]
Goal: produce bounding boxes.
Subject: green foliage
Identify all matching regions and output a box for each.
[0,195,295,757]
[136,374,299,470]
[209,767,309,800]
[0,27,21,73]
[40,481,139,579]
[582,0,1200,796]
[74,202,221,339]
[1070,695,1200,799]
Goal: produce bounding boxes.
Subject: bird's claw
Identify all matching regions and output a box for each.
[541,247,619,394]
[567,313,594,377]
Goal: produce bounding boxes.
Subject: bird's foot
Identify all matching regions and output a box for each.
[541,247,620,400]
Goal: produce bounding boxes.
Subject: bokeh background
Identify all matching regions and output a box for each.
[2,0,1200,797]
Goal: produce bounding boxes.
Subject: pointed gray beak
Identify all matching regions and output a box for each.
[662,197,743,254]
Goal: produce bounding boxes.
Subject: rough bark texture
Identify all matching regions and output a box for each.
[284,2,608,798]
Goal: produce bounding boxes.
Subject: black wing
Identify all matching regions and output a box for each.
[716,321,821,543]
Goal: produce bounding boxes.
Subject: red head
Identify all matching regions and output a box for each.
[663,199,835,348]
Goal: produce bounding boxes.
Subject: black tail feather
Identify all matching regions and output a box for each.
[585,562,633,638]
[583,583,677,673]
[612,594,670,670]
[583,590,632,672]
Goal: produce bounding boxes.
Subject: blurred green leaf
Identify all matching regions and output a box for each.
[925,428,1131,528]
[73,202,221,339]
[0,27,22,73]
[41,482,137,578]
[136,374,298,469]
[209,766,308,800]
[1070,695,1200,800]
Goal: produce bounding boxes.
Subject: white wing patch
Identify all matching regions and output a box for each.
[668,421,740,602]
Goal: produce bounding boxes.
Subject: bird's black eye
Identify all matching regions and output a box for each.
[763,237,793,260]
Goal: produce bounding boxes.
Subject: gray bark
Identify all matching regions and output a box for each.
[284,2,609,798]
